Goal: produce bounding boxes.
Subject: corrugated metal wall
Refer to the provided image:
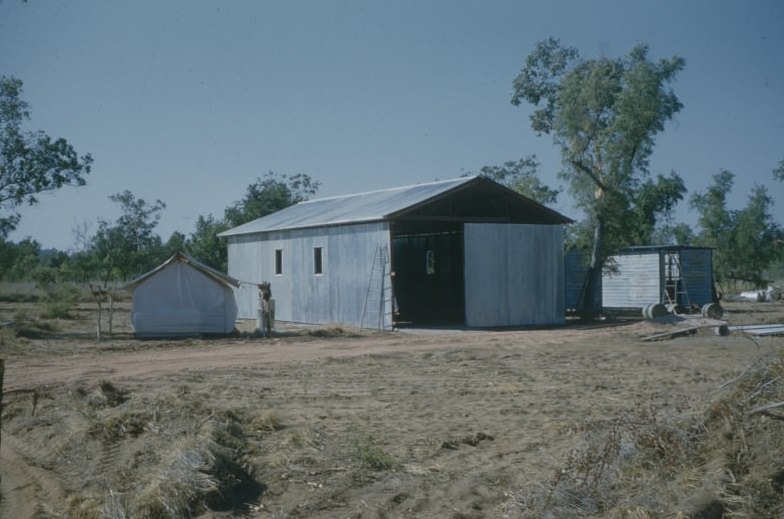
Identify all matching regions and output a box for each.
[226,222,393,328]
[602,253,662,308]
[227,233,263,319]
[463,223,565,327]
[678,248,715,306]
[564,250,602,312]
[602,249,715,310]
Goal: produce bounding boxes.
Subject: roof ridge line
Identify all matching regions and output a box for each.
[298,176,475,205]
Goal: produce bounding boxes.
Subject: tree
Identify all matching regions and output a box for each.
[224,171,320,227]
[0,239,15,279]
[691,170,783,289]
[732,185,783,285]
[512,39,685,317]
[0,237,40,281]
[690,170,734,287]
[623,171,687,246]
[566,170,686,252]
[186,214,229,270]
[652,222,695,247]
[162,231,186,258]
[0,76,92,237]
[470,155,559,205]
[187,171,319,270]
[773,159,784,182]
[90,190,166,283]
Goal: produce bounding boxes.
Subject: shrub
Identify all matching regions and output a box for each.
[352,434,395,470]
[41,284,81,319]
[15,320,58,339]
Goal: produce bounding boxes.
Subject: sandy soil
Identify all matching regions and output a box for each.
[2,300,784,518]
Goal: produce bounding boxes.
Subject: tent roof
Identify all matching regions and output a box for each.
[123,252,240,290]
[219,176,572,237]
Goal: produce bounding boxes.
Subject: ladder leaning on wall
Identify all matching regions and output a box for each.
[663,252,692,312]
[360,245,392,330]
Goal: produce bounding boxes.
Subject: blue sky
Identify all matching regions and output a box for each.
[2,0,783,250]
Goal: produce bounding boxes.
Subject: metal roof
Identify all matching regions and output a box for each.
[620,245,714,253]
[219,176,572,237]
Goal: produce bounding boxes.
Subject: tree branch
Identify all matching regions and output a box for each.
[570,160,608,192]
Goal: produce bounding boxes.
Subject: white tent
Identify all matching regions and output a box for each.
[124,252,240,337]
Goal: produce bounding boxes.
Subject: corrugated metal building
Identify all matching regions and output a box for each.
[602,246,718,312]
[218,176,572,329]
[564,249,602,314]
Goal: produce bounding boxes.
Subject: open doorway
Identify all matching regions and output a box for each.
[390,222,464,325]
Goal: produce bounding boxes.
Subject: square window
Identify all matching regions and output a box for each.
[426,249,436,275]
[274,249,283,275]
[314,247,323,275]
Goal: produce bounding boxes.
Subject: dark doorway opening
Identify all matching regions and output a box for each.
[391,222,464,325]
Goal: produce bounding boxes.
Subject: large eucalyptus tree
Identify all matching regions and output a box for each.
[512,39,686,316]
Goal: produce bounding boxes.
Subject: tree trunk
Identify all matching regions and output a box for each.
[96,299,103,342]
[108,293,114,337]
[582,218,605,320]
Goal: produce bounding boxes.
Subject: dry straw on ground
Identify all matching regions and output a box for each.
[501,351,784,518]
[2,299,784,518]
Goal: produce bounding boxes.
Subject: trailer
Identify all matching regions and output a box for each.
[602,246,720,316]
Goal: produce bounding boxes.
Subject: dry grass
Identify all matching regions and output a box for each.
[4,298,784,518]
[0,282,43,303]
[306,325,354,338]
[501,353,784,518]
[12,319,59,339]
[249,409,284,432]
[126,440,221,518]
[1,380,267,519]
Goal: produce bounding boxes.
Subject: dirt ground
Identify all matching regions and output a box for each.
[2,300,784,518]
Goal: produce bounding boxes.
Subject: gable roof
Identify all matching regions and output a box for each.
[123,252,240,290]
[219,176,572,238]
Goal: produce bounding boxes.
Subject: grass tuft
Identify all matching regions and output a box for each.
[131,441,220,518]
[249,409,284,432]
[352,434,395,471]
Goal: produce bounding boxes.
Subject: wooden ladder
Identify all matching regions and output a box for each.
[360,245,392,330]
